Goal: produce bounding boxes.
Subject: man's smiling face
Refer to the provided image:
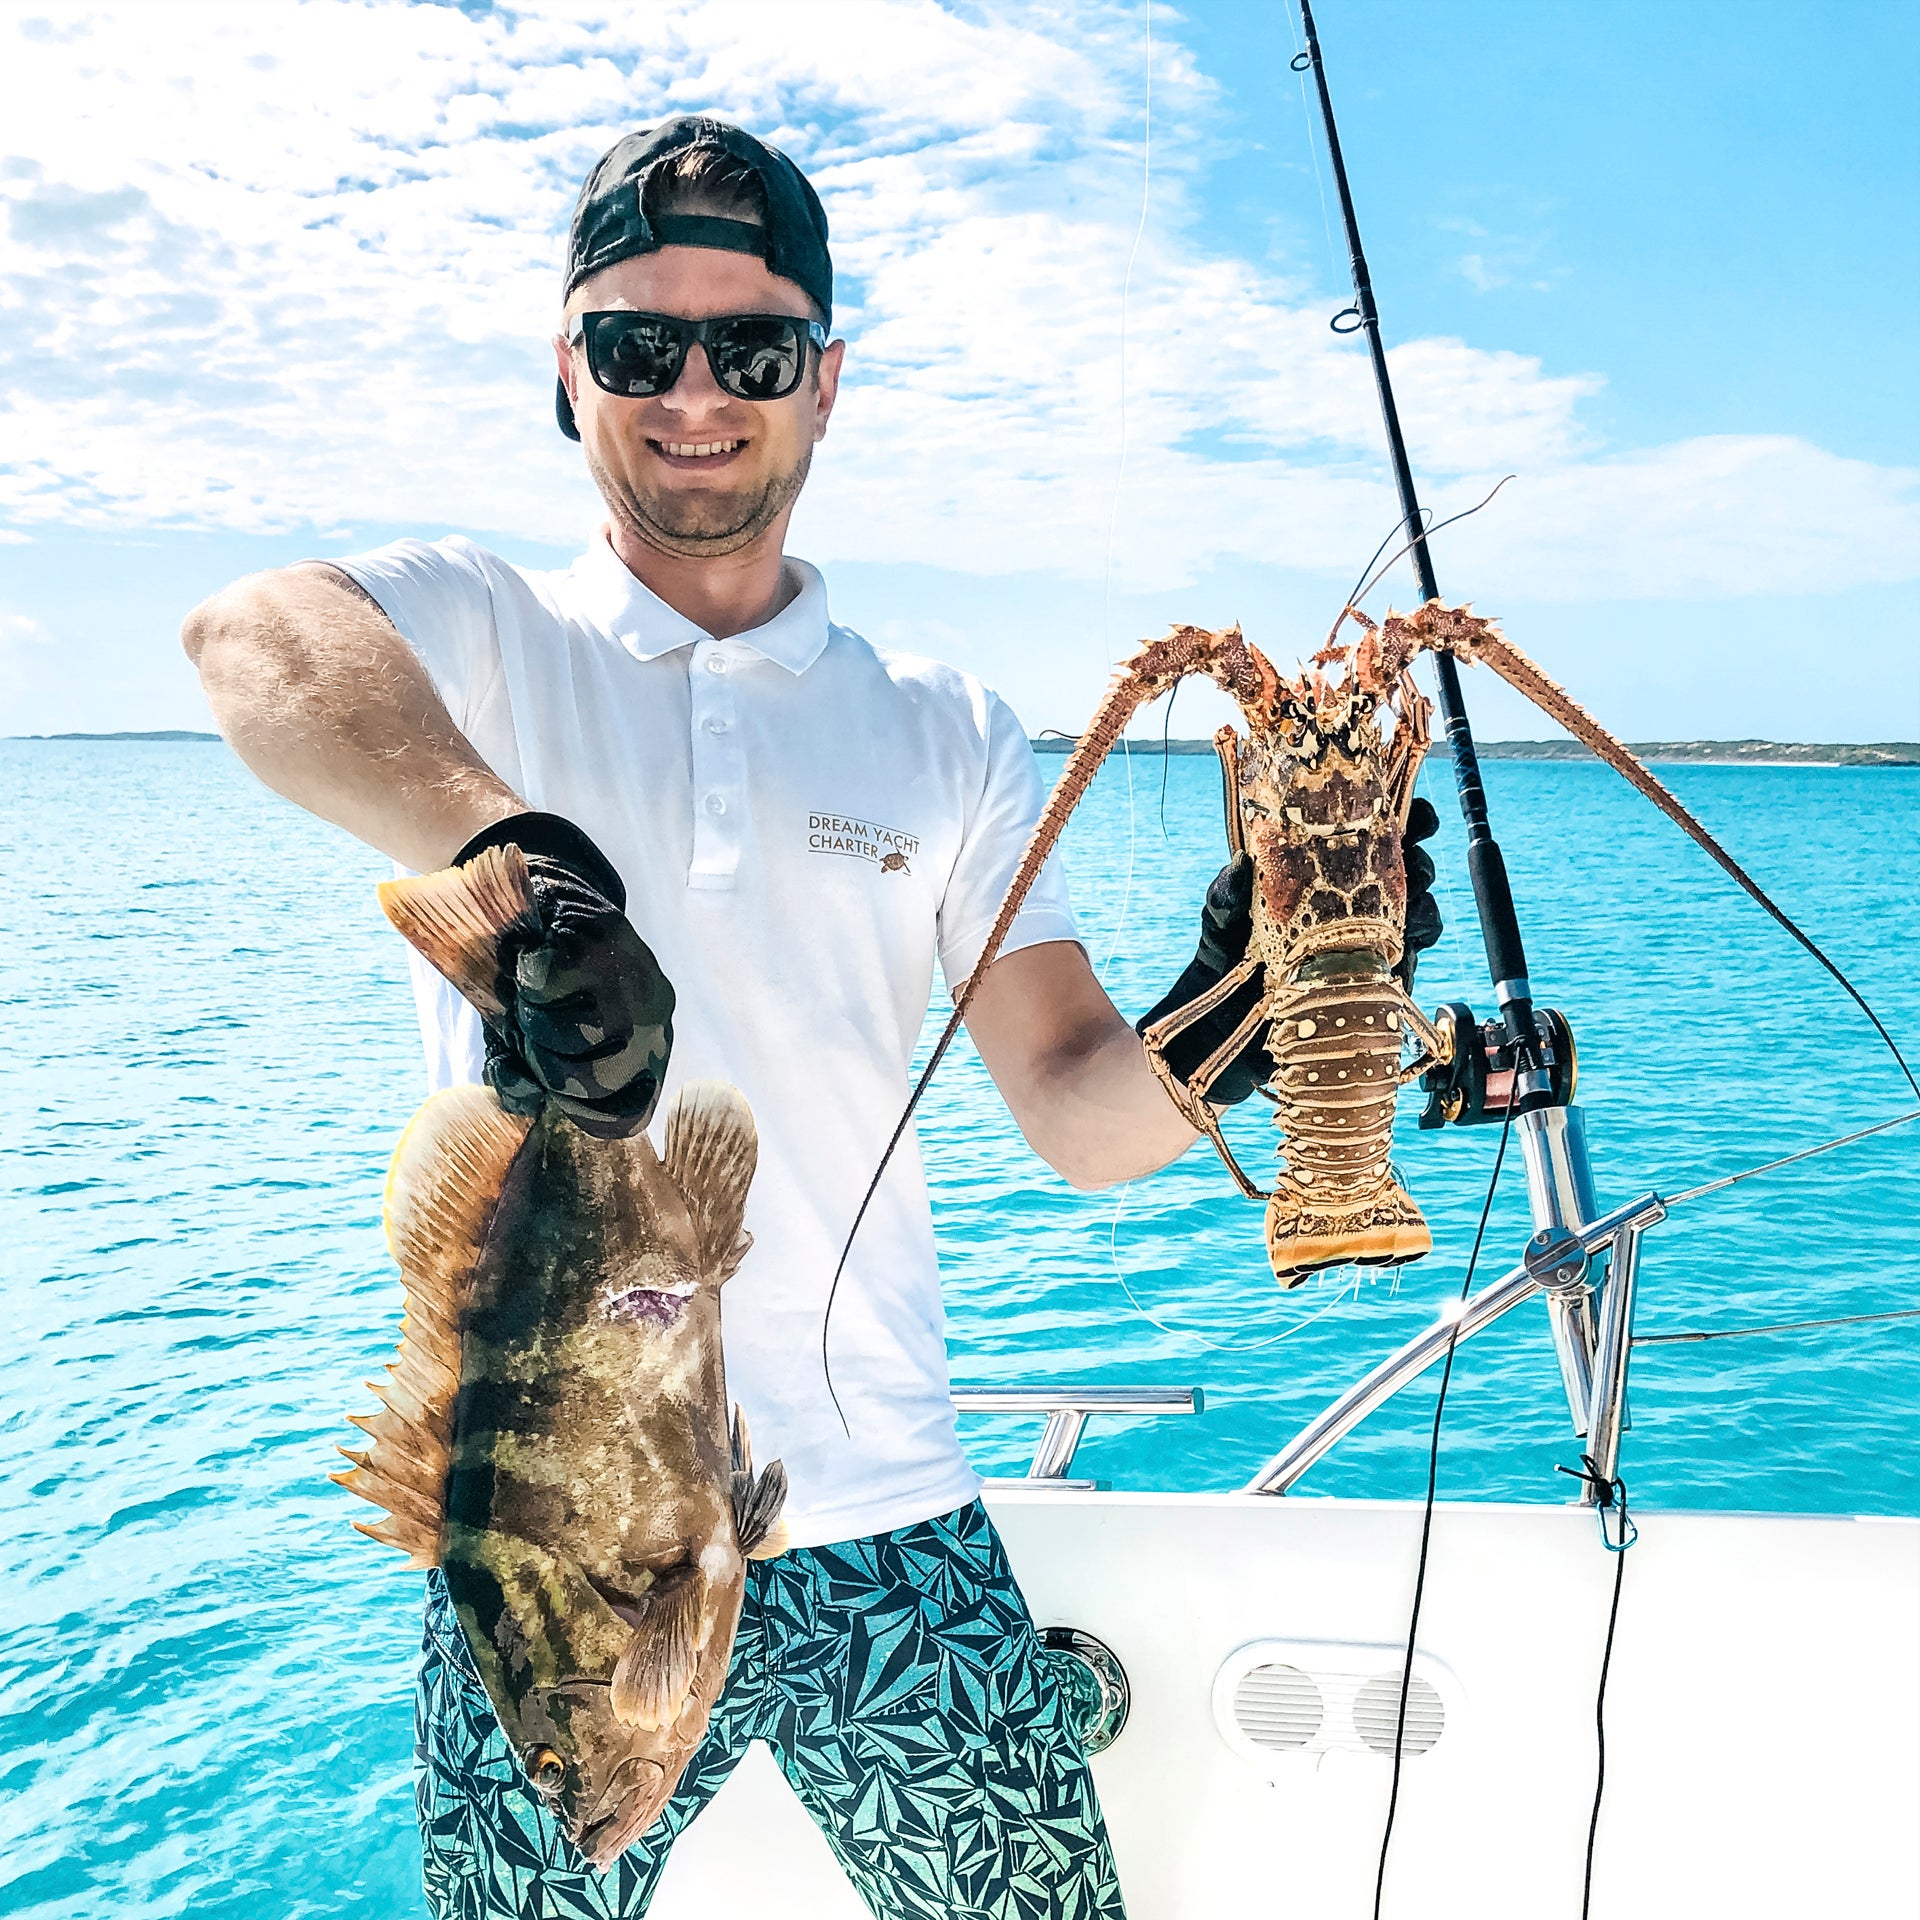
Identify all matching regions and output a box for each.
[556,246,843,563]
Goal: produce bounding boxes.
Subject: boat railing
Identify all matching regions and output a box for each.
[954,1386,1203,1490]
[1244,1186,1666,1497]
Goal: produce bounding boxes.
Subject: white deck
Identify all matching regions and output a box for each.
[652,1490,1920,1917]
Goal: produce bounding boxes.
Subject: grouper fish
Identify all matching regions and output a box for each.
[332,845,788,1870]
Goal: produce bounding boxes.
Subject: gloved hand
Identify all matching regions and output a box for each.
[1397,797,1444,991]
[453,811,675,1138]
[1136,853,1271,1108]
[1137,799,1446,1107]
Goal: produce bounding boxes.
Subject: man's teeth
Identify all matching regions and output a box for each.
[660,440,743,457]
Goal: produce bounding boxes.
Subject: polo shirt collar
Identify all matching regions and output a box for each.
[573,532,830,675]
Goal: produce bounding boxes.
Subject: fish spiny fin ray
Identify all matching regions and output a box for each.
[728,1407,791,1561]
[377,844,540,1017]
[332,1084,531,1569]
[662,1081,758,1285]
[610,1565,707,1731]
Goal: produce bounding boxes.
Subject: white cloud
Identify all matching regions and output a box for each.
[0,0,1914,607]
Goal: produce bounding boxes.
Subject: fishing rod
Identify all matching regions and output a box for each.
[1293,0,1561,1123]
[1291,9,1621,1913]
[1291,0,1600,1425]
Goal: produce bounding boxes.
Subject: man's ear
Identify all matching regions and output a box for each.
[552,332,578,404]
[811,337,846,444]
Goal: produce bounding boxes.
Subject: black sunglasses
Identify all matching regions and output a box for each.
[569,310,829,403]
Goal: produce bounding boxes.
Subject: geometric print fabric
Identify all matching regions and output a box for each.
[415,1500,1129,1919]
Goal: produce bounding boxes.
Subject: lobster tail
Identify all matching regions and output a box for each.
[1266,1179,1430,1287]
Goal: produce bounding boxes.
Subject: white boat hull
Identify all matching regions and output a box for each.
[651,1490,1920,1917]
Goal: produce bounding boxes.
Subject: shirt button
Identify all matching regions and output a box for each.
[706,717,728,735]
[706,655,728,674]
[705,794,727,815]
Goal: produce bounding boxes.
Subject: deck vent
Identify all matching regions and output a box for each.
[1352,1673,1445,1756]
[1231,1664,1323,1750]
[1213,1639,1462,1773]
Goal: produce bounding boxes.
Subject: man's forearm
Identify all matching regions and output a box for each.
[182,564,522,873]
[964,940,1198,1192]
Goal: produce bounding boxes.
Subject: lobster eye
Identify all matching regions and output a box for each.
[526,1746,566,1792]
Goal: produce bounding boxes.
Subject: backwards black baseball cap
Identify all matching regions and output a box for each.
[555,114,833,440]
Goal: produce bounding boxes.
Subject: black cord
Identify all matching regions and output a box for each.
[1554,1455,1636,1919]
[1585,1521,1626,1918]
[1371,1103,1515,1919]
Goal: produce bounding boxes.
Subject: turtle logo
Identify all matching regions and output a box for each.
[879,850,911,876]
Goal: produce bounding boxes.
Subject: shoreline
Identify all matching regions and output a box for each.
[1029,736,1919,768]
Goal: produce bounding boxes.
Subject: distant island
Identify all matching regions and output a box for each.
[11,730,220,742]
[1031,735,1919,767]
[11,730,1915,768]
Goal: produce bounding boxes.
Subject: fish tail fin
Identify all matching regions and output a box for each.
[337,1083,530,1565]
[662,1082,758,1284]
[378,844,540,1018]
[729,1407,791,1561]
[610,1565,707,1732]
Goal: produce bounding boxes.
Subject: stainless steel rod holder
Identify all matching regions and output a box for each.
[1518,1104,1602,1435]
[1583,1219,1645,1496]
[1244,1194,1664,1497]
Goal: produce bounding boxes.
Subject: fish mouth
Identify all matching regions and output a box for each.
[571,1755,670,1871]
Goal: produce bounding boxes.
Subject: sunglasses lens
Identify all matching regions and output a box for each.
[588,315,685,397]
[708,317,807,400]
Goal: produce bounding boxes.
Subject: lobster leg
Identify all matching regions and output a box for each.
[1141,964,1273,1199]
[1396,995,1448,1083]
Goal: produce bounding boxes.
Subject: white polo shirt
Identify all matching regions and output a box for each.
[336,532,1078,1549]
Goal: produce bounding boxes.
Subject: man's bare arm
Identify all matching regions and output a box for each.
[181,564,522,872]
[962,940,1198,1192]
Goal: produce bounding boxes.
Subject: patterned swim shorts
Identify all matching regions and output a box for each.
[414,1499,1128,1919]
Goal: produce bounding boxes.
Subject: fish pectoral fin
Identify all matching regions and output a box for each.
[609,1564,707,1732]
[377,845,541,1018]
[729,1407,790,1559]
[661,1083,759,1284]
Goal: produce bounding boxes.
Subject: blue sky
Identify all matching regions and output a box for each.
[1,0,1915,742]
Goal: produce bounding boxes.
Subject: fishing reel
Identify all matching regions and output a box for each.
[1418,1002,1576,1129]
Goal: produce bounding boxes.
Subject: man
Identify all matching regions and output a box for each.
[185,117,1437,1919]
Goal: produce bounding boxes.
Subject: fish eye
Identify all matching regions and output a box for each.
[526,1746,566,1792]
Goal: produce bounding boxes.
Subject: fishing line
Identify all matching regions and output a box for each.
[821,0,1160,1432]
[1372,1101,1515,1920]
[1105,1177,1364,1354]
[1552,1456,1635,1920]
[1096,0,1155,977]
[1285,8,1343,286]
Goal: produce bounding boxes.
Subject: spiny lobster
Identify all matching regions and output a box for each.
[941,598,1834,1290]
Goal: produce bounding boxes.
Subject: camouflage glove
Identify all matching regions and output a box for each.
[1136,853,1271,1108]
[1396,797,1444,991]
[1139,800,1445,1108]
[453,812,674,1139]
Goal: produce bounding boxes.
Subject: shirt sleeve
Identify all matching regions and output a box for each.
[328,535,501,734]
[937,687,1079,995]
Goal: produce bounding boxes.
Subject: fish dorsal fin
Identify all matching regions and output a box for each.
[332,1083,531,1569]
[377,845,540,1018]
[662,1081,758,1285]
[729,1407,791,1562]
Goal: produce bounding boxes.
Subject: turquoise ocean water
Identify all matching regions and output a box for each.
[3,738,1916,1915]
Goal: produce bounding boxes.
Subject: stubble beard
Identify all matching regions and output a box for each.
[592,441,814,561]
